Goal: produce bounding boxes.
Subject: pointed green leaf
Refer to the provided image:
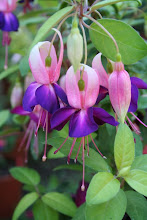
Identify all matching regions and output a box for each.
[91,0,142,11]
[72,204,86,220]
[90,19,147,64]
[85,190,127,220]
[42,192,77,217]
[125,191,147,220]
[114,124,135,177]
[125,169,147,196]
[33,199,59,220]
[12,192,39,220]
[48,137,110,172]
[131,155,147,172]
[0,110,10,127]
[47,146,65,159]
[86,172,120,205]
[10,167,40,186]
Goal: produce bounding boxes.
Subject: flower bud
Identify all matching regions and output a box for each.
[67,17,83,73]
[108,62,131,123]
[11,82,23,108]
[45,56,52,67]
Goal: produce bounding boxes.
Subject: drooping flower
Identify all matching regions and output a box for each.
[18,0,34,13]
[0,0,19,69]
[23,29,68,161]
[51,64,118,190]
[92,53,147,132]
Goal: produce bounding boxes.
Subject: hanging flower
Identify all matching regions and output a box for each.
[23,29,68,161]
[18,0,34,13]
[0,0,19,69]
[51,64,118,190]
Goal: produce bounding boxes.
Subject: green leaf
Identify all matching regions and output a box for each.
[72,204,86,220]
[10,167,40,186]
[86,172,120,205]
[19,56,30,76]
[91,0,142,11]
[47,146,65,159]
[33,199,59,220]
[125,169,147,196]
[131,155,147,172]
[30,6,73,49]
[0,65,19,80]
[125,191,147,220]
[12,192,39,220]
[48,137,110,172]
[90,19,147,64]
[133,133,143,157]
[13,115,29,125]
[0,110,10,127]
[114,124,135,177]
[23,184,46,193]
[53,164,82,171]
[42,192,77,217]
[85,189,127,220]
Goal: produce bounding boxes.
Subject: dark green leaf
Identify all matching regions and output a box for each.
[0,65,19,80]
[0,110,10,127]
[53,164,82,171]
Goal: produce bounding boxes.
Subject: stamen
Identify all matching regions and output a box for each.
[4,44,8,70]
[67,138,77,164]
[35,108,43,136]
[81,137,85,191]
[24,124,34,163]
[87,136,89,156]
[127,116,140,135]
[42,112,48,162]
[74,139,82,163]
[34,124,39,156]
[131,112,147,128]
[54,136,69,154]
[89,134,106,159]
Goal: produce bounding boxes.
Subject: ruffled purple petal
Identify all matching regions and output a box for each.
[0,12,4,29]
[131,77,147,89]
[53,83,68,105]
[36,84,59,114]
[128,83,139,113]
[2,12,19,32]
[51,107,76,130]
[23,82,40,112]
[69,108,98,138]
[96,86,108,105]
[93,107,118,126]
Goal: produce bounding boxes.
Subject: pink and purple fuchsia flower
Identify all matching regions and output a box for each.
[23,29,68,161]
[51,64,118,190]
[0,0,19,69]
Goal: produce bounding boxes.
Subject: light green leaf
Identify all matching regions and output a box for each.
[90,19,147,64]
[133,133,143,157]
[131,155,147,172]
[114,124,135,177]
[33,199,59,220]
[91,0,142,11]
[12,192,39,220]
[86,172,120,205]
[10,167,40,186]
[0,110,10,127]
[47,146,65,159]
[125,169,147,196]
[53,164,82,172]
[72,204,86,220]
[0,65,19,80]
[125,191,147,220]
[85,190,127,220]
[48,137,110,172]
[42,192,77,217]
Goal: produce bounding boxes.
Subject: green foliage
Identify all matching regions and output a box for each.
[33,199,59,220]
[86,172,120,205]
[0,65,19,80]
[125,191,147,220]
[133,133,143,156]
[90,19,147,64]
[48,137,110,172]
[72,204,86,220]
[0,110,10,127]
[10,167,40,186]
[47,146,65,159]
[131,155,147,172]
[85,190,127,220]
[42,192,77,217]
[12,192,39,220]
[114,123,135,177]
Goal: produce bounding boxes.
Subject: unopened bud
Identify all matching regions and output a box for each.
[116,53,121,62]
[10,82,23,108]
[78,79,85,91]
[107,61,113,74]
[45,56,52,67]
[67,17,83,72]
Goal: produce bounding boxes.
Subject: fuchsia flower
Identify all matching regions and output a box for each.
[23,29,68,161]
[0,0,19,69]
[93,53,147,132]
[51,64,118,190]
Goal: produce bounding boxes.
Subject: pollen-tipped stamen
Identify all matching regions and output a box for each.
[81,137,85,191]
[24,124,34,163]
[54,136,69,154]
[131,112,147,128]
[126,116,140,135]
[74,139,82,163]
[4,44,8,70]
[42,112,48,162]
[35,108,43,136]
[67,138,77,164]
[89,134,106,159]
[87,136,89,156]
